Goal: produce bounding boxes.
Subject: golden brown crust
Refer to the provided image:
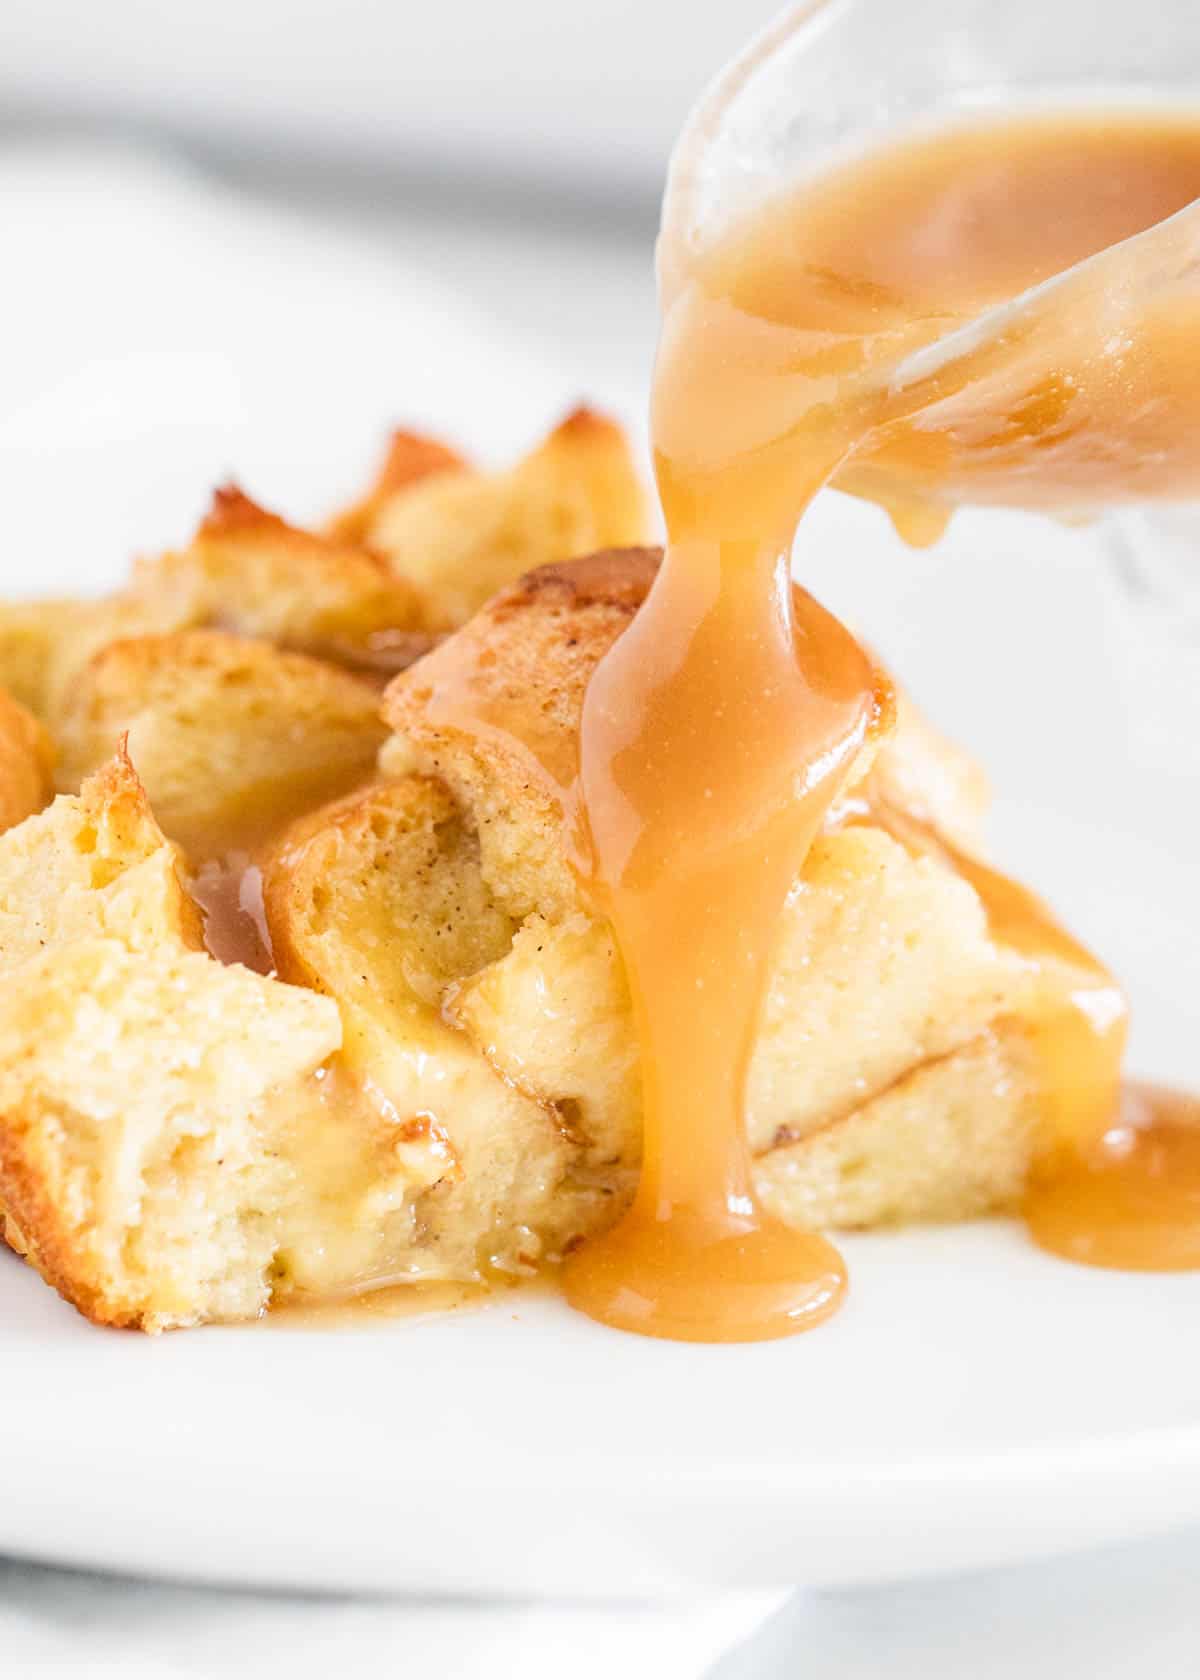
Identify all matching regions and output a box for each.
[263,775,615,1280]
[0,938,342,1330]
[387,548,659,768]
[0,1099,131,1327]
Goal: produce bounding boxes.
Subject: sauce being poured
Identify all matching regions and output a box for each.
[563,109,1200,1339]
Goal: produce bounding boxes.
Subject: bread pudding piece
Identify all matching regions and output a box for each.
[55,630,388,856]
[0,687,53,835]
[0,755,469,1329]
[341,408,650,632]
[370,548,1115,1232]
[264,775,620,1282]
[0,939,343,1329]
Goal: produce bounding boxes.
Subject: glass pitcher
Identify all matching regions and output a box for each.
[660,0,1200,777]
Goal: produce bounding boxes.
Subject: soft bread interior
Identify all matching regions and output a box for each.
[0,938,341,1329]
[264,775,623,1282]
[0,757,431,1329]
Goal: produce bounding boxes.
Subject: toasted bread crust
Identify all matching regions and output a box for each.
[381,549,661,919]
[263,774,624,1278]
[0,938,342,1329]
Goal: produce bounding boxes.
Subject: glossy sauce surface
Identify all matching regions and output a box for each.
[562,110,1200,1339]
[192,852,275,973]
[1027,1085,1200,1270]
[262,1279,487,1331]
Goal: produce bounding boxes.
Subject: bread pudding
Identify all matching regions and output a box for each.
[0,405,1121,1331]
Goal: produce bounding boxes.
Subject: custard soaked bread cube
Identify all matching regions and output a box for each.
[0,755,455,1328]
[264,776,618,1281]
[0,936,446,1330]
[55,630,388,856]
[0,688,52,835]
[0,939,343,1329]
[344,408,650,632]
[0,754,333,1325]
[380,548,1113,1231]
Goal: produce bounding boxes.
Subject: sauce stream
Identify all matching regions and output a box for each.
[561,109,1200,1338]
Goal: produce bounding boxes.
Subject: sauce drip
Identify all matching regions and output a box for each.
[1026,1085,1200,1271]
[563,109,1200,1339]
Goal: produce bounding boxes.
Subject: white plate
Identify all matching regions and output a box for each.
[0,0,782,200]
[1,147,1199,1599]
[1,802,1198,1599]
[3,1217,1200,1597]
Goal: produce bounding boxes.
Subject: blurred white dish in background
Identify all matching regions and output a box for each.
[0,0,780,204]
[0,143,1198,1597]
[0,143,608,595]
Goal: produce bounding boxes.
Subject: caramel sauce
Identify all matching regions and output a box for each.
[261,1279,486,1331]
[1026,1085,1200,1270]
[191,852,276,973]
[557,109,1200,1339]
